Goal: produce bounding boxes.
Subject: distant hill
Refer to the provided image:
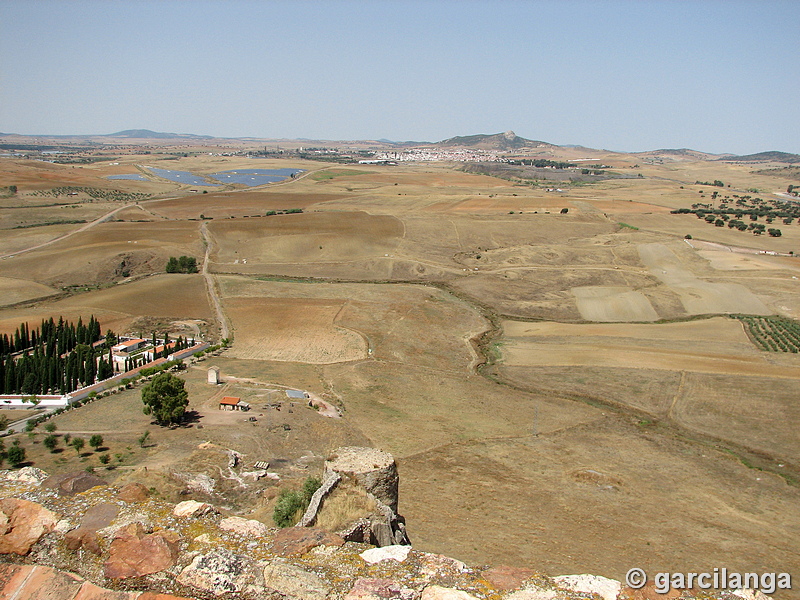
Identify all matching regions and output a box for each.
[434,130,553,151]
[718,151,800,164]
[106,129,213,140]
[635,148,725,161]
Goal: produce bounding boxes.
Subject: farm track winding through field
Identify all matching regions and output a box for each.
[201,221,230,341]
[0,202,134,260]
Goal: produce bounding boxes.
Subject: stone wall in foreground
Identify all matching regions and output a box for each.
[0,460,773,600]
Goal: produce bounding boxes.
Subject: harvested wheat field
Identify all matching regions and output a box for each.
[0,274,212,336]
[499,317,800,377]
[0,276,59,306]
[571,285,659,321]
[147,190,346,220]
[224,296,367,363]
[0,220,203,286]
[208,211,404,266]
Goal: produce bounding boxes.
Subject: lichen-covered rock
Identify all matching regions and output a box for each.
[421,585,479,600]
[360,544,411,564]
[41,471,108,496]
[554,574,621,600]
[117,482,150,503]
[482,565,535,590]
[173,500,215,518]
[270,526,344,556]
[263,562,331,600]
[103,523,181,579]
[218,516,269,537]
[177,548,253,595]
[0,499,59,555]
[0,467,49,485]
[345,577,417,600]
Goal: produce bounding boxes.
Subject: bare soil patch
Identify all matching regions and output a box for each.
[148,191,346,220]
[0,276,59,306]
[0,274,212,336]
[224,297,367,363]
[571,286,658,321]
[208,211,404,268]
[0,221,203,286]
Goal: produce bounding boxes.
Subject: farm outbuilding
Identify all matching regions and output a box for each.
[219,396,250,411]
[208,366,220,384]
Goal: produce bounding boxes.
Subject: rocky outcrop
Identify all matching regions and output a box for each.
[0,463,778,600]
[270,526,344,557]
[42,471,108,496]
[0,498,59,555]
[104,523,181,579]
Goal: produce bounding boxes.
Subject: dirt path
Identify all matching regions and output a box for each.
[201,222,230,340]
[0,203,134,260]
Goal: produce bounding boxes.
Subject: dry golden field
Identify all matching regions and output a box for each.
[2,148,800,587]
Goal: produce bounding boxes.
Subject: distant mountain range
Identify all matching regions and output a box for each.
[1,129,798,161]
[432,130,553,151]
[716,150,800,164]
[105,129,213,140]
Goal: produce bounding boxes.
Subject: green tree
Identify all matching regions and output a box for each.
[71,437,84,455]
[43,434,58,452]
[138,430,150,447]
[141,372,189,425]
[165,257,179,273]
[44,422,57,434]
[89,434,103,451]
[7,442,25,468]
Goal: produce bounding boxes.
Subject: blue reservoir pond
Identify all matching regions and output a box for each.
[107,174,148,181]
[108,168,303,187]
[145,167,220,187]
[209,168,304,186]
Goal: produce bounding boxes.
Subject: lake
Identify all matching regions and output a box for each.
[107,174,148,181]
[208,168,304,186]
[145,167,220,187]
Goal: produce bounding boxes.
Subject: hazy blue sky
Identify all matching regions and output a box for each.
[1,0,797,154]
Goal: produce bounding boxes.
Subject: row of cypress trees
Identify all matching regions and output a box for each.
[0,316,106,395]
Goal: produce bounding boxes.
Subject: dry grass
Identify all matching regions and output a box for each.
[0,221,203,286]
[224,297,367,363]
[314,479,378,531]
[0,274,212,336]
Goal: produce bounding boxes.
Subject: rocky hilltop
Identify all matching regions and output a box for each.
[0,449,771,600]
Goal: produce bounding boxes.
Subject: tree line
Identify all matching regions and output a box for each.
[0,316,106,395]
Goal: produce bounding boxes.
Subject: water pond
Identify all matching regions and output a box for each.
[107,174,148,181]
[145,167,220,187]
[209,168,304,186]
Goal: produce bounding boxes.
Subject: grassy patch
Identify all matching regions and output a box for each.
[311,169,371,181]
[617,222,639,230]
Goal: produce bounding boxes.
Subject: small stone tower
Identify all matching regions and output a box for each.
[207,366,220,385]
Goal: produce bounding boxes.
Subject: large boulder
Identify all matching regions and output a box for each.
[177,548,254,595]
[263,562,331,600]
[117,483,150,503]
[270,526,344,557]
[103,523,181,579]
[41,471,108,496]
[65,502,120,555]
[0,499,59,555]
[218,516,269,537]
[345,578,416,600]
